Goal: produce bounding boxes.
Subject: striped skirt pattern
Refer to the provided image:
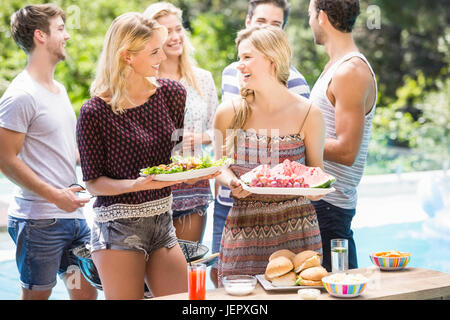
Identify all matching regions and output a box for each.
[218,195,322,280]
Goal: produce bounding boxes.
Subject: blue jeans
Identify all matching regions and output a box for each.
[311,200,357,272]
[211,199,232,267]
[7,216,91,291]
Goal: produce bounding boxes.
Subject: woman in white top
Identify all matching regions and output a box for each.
[144,2,219,243]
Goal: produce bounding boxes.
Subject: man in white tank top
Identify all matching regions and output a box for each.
[307,0,377,272]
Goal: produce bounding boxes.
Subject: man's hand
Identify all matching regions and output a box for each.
[51,185,91,213]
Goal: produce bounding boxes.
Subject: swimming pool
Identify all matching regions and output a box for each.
[1,170,449,299]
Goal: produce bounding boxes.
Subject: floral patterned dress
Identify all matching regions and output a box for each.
[171,67,219,215]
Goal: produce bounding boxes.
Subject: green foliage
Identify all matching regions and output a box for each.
[190,12,240,98]
[367,74,450,174]
[0,0,448,174]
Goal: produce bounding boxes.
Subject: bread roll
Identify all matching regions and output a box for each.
[293,250,320,273]
[295,254,321,273]
[264,271,273,281]
[299,266,328,281]
[268,249,296,262]
[271,271,297,287]
[297,278,323,286]
[265,256,293,279]
[296,266,328,286]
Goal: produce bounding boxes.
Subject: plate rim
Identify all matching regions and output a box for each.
[255,274,324,291]
[241,183,335,196]
[140,165,225,181]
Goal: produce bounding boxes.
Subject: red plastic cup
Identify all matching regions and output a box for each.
[187,263,206,300]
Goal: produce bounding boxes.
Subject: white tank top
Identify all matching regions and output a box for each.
[310,52,377,209]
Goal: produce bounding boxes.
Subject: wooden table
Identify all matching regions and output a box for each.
[153,267,450,300]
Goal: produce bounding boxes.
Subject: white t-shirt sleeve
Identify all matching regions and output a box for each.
[0,89,37,134]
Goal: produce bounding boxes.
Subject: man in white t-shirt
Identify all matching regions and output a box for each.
[0,4,97,300]
[210,0,311,286]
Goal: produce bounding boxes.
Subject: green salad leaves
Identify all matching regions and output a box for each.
[140,155,233,176]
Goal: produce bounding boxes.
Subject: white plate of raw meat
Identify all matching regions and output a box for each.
[240,183,335,196]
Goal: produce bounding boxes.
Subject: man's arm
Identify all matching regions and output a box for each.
[324,59,374,166]
[0,127,89,212]
[76,148,81,165]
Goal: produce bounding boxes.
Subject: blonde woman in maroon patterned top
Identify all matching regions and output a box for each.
[76,13,217,299]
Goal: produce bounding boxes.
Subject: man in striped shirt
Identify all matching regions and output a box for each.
[210,0,310,286]
[221,1,310,101]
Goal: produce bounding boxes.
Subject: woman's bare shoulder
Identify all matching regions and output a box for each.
[214,98,240,129]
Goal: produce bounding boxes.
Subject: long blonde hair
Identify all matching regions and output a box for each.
[226,25,292,156]
[143,2,201,95]
[90,12,167,114]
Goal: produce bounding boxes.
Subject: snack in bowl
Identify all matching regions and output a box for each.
[322,273,368,298]
[222,275,257,296]
[298,288,321,300]
[370,250,411,270]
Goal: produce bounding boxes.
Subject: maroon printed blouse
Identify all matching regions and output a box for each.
[76,78,186,208]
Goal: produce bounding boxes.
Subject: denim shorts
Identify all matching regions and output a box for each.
[90,211,178,261]
[172,204,209,220]
[7,216,91,291]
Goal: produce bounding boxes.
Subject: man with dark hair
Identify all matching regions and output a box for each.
[221,0,310,101]
[0,4,97,299]
[313,0,360,32]
[211,0,311,287]
[308,0,377,272]
[247,0,290,28]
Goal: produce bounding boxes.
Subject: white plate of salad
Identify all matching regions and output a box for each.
[140,155,233,182]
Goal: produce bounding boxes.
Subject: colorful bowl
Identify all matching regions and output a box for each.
[322,274,368,298]
[369,252,411,270]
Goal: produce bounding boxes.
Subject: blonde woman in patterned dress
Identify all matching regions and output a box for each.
[144,3,219,243]
[213,25,325,281]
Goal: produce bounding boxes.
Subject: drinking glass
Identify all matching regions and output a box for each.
[187,263,206,300]
[331,239,348,273]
